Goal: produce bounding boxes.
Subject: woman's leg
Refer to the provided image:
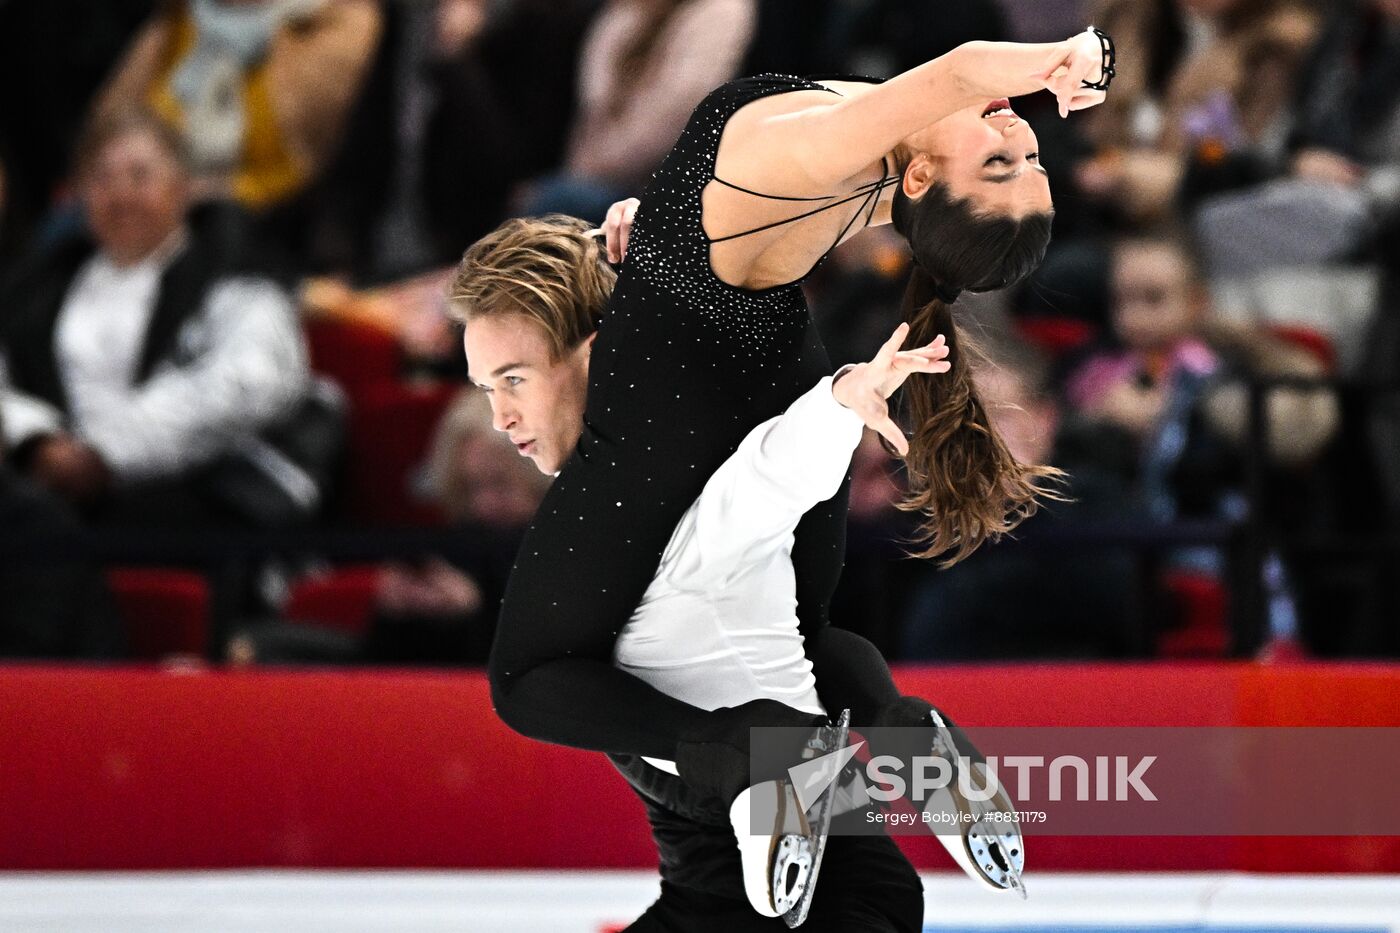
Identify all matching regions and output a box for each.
[488,424,823,765]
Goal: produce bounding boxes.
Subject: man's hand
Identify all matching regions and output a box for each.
[600,197,640,264]
[31,434,110,503]
[832,322,950,456]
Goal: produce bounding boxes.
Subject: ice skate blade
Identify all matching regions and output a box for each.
[924,712,1027,897]
[782,708,850,928]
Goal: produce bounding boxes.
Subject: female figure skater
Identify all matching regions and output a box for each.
[486,23,1115,865]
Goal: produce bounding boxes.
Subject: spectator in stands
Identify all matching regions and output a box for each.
[229,389,547,666]
[900,331,1140,660]
[419,0,600,266]
[1075,0,1319,226]
[1064,234,1223,525]
[521,0,756,222]
[1192,0,1400,277]
[1061,233,1338,548]
[362,388,547,664]
[0,107,318,529]
[94,0,380,223]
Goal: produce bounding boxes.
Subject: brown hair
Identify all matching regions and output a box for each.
[891,182,1065,566]
[448,214,615,358]
[73,106,190,176]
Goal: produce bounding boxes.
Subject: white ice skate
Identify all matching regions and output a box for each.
[731,709,852,927]
[919,710,1026,898]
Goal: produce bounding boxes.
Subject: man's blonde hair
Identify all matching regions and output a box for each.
[448,214,614,359]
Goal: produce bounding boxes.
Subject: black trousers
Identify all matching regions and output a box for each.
[624,795,925,933]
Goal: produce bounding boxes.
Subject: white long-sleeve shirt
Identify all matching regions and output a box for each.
[614,376,865,770]
[0,245,308,484]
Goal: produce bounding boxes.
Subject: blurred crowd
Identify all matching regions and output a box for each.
[0,0,1397,665]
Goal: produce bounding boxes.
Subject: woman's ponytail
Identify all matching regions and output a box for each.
[890,180,1063,565]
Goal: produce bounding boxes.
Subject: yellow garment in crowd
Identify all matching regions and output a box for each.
[148,7,307,211]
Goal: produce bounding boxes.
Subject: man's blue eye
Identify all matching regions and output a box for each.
[506,376,524,387]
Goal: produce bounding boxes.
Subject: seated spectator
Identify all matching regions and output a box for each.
[1063,234,1223,528]
[1193,0,1400,277]
[416,0,600,267]
[899,332,1140,660]
[0,107,322,529]
[94,0,380,219]
[229,388,548,666]
[0,419,125,660]
[1057,232,1338,658]
[522,0,756,222]
[1076,0,1319,226]
[363,388,548,663]
[1064,234,1338,521]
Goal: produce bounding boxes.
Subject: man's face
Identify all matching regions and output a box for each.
[81,129,189,267]
[463,313,592,476]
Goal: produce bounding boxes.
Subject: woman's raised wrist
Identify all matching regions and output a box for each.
[947,39,1057,103]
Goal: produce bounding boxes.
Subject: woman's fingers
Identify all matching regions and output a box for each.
[851,389,907,453]
[1040,29,1112,117]
[1068,88,1107,111]
[620,199,638,260]
[603,201,626,262]
[602,197,640,263]
[865,401,909,457]
[874,322,911,366]
[893,352,949,370]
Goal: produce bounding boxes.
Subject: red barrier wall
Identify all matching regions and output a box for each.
[1,663,1397,872]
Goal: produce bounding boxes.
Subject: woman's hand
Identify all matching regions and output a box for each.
[833,322,949,455]
[599,197,640,264]
[1031,29,1111,118]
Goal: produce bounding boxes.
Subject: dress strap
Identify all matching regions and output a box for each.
[705,156,898,246]
[709,173,888,203]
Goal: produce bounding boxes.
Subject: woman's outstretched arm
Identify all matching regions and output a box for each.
[731,32,1112,189]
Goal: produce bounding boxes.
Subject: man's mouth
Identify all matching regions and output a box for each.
[982,99,1015,119]
[514,440,535,456]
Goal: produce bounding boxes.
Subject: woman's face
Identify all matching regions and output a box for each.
[904,99,1052,219]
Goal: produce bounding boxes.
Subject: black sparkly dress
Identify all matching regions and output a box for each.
[489,76,902,763]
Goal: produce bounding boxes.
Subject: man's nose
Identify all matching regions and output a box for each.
[491,399,518,433]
